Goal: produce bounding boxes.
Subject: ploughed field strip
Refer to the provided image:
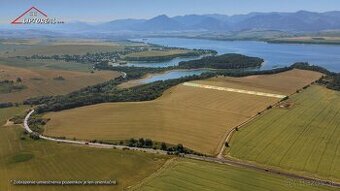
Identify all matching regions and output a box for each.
[183,82,287,98]
[44,69,322,156]
[228,85,340,182]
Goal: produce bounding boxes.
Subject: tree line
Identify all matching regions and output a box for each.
[22,60,336,114]
[89,137,204,156]
[292,62,339,91]
[178,53,264,69]
[25,66,294,113]
[124,49,217,62]
[0,79,26,94]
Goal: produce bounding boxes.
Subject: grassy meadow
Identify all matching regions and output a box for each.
[135,158,337,191]
[0,64,120,102]
[44,70,321,155]
[0,57,94,72]
[228,85,340,181]
[0,107,168,191]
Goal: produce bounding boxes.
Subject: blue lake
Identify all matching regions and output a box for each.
[140,69,209,84]
[134,38,340,72]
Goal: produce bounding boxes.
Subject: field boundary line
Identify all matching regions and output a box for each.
[23,108,340,188]
[127,158,177,191]
[186,154,340,188]
[183,82,287,98]
[216,83,320,159]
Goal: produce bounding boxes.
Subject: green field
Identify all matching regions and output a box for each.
[0,106,29,125]
[0,107,168,191]
[136,158,337,191]
[228,85,340,181]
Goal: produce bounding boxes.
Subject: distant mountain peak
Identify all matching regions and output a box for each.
[153,14,170,19]
[6,10,340,33]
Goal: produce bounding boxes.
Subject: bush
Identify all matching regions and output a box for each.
[53,76,65,81]
[16,77,22,83]
[161,142,167,150]
[29,132,40,140]
[0,102,13,108]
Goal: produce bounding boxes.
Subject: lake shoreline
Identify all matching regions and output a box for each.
[131,37,340,72]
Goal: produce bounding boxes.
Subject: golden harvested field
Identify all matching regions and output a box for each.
[44,70,321,155]
[0,64,120,102]
[197,69,323,95]
[45,85,278,155]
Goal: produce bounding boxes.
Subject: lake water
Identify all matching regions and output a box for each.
[129,37,340,84]
[134,38,340,72]
[140,69,209,83]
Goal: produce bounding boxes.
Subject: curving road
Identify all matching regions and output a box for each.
[23,109,340,188]
[24,109,167,155]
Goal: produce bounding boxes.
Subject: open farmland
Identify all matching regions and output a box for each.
[228,85,340,181]
[0,57,94,72]
[268,36,340,44]
[0,64,120,102]
[44,69,321,155]
[135,158,337,191]
[197,69,323,95]
[123,49,190,58]
[0,107,168,191]
[0,106,28,125]
[4,43,137,56]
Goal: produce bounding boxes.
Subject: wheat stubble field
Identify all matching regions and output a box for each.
[44,69,322,155]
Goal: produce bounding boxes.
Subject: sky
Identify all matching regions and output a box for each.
[0,0,339,24]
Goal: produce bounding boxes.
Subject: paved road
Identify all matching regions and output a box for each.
[24,110,167,155]
[24,109,340,188]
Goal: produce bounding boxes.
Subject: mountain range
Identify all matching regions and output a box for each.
[2,11,340,34]
[95,11,340,32]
